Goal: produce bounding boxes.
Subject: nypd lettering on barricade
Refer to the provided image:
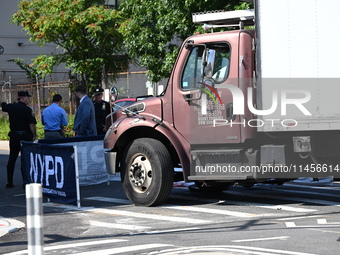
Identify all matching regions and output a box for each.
[30,152,65,190]
[21,142,77,206]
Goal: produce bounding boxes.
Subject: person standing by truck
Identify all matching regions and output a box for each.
[41,94,68,139]
[92,87,111,135]
[1,91,37,188]
[73,85,97,137]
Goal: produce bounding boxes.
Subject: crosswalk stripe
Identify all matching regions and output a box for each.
[90,220,151,231]
[253,204,316,212]
[146,227,200,235]
[285,222,296,227]
[2,239,128,255]
[222,200,317,213]
[277,215,320,221]
[149,245,318,255]
[86,196,260,217]
[86,207,211,224]
[74,243,173,255]
[285,221,340,228]
[43,203,211,224]
[86,195,315,216]
[162,205,258,217]
[317,219,327,224]
[231,236,290,242]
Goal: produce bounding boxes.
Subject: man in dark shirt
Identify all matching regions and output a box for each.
[92,88,111,135]
[1,91,37,188]
[74,85,97,136]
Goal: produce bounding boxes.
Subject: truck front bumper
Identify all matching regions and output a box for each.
[104,151,117,175]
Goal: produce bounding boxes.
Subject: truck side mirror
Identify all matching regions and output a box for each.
[203,49,216,79]
[110,86,119,102]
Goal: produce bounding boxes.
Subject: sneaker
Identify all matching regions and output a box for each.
[5,183,14,188]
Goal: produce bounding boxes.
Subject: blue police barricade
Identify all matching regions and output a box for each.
[21,142,80,207]
[38,136,107,186]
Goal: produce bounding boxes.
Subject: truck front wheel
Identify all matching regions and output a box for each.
[121,138,173,206]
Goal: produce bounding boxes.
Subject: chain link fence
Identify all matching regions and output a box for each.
[0,69,164,119]
[1,71,74,119]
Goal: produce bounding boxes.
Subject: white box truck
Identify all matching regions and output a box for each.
[104,0,340,206]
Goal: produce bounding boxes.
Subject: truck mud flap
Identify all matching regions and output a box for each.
[104,151,117,175]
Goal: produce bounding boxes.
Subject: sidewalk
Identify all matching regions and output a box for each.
[0,140,9,151]
[0,218,25,238]
[0,140,25,237]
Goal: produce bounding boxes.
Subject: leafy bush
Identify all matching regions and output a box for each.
[0,116,10,140]
[0,115,75,140]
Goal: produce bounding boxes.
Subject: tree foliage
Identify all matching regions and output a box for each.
[7,58,40,84]
[119,0,252,82]
[12,0,128,89]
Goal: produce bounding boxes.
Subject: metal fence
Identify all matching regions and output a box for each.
[1,80,75,119]
[0,69,164,119]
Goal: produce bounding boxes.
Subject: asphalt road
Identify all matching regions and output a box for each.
[1,142,340,255]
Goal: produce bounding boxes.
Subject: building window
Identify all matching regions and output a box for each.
[104,0,119,9]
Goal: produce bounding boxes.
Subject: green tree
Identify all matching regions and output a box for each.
[119,0,252,83]
[7,58,40,84]
[12,0,128,90]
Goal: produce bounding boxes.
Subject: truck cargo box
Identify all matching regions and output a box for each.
[255,0,340,131]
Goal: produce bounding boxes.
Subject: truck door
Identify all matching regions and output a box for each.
[172,38,242,146]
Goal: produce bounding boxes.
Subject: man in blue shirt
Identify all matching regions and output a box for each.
[42,94,68,139]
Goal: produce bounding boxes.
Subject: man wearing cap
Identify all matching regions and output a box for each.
[93,87,111,135]
[1,91,37,188]
[41,94,68,139]
[73,85,97,136]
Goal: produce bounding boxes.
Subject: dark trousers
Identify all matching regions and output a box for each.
[7,131,31,185]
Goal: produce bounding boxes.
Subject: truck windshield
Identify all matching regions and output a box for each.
[181,43,230,90]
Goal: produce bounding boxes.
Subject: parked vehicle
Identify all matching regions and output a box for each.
[104,0,340,206]
[112,98,137,113]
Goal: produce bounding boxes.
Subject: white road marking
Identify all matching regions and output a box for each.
[43,203,211,224]
[162,204,258,217]
[317,219,327,224]
[285,222,297,227]
[150,245,317,255]
[277,215,321,221]
[90,220,151,231]
[146,227,200,235]
[171,194,317,213]
[255,204,316,212]
[74,243,173,255]
[87,196,259,217]
[316,218,340,224]
[285,221,340,228]
[231,236,290,242]
[2,239,128,255]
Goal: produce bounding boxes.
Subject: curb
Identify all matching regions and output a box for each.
[0,218,25,238]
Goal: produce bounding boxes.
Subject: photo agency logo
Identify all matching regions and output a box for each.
[200,85,312,128]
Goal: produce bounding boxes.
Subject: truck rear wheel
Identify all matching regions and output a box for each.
[121,138,173,206]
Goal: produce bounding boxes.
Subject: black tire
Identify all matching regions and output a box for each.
[121,138,173,206]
